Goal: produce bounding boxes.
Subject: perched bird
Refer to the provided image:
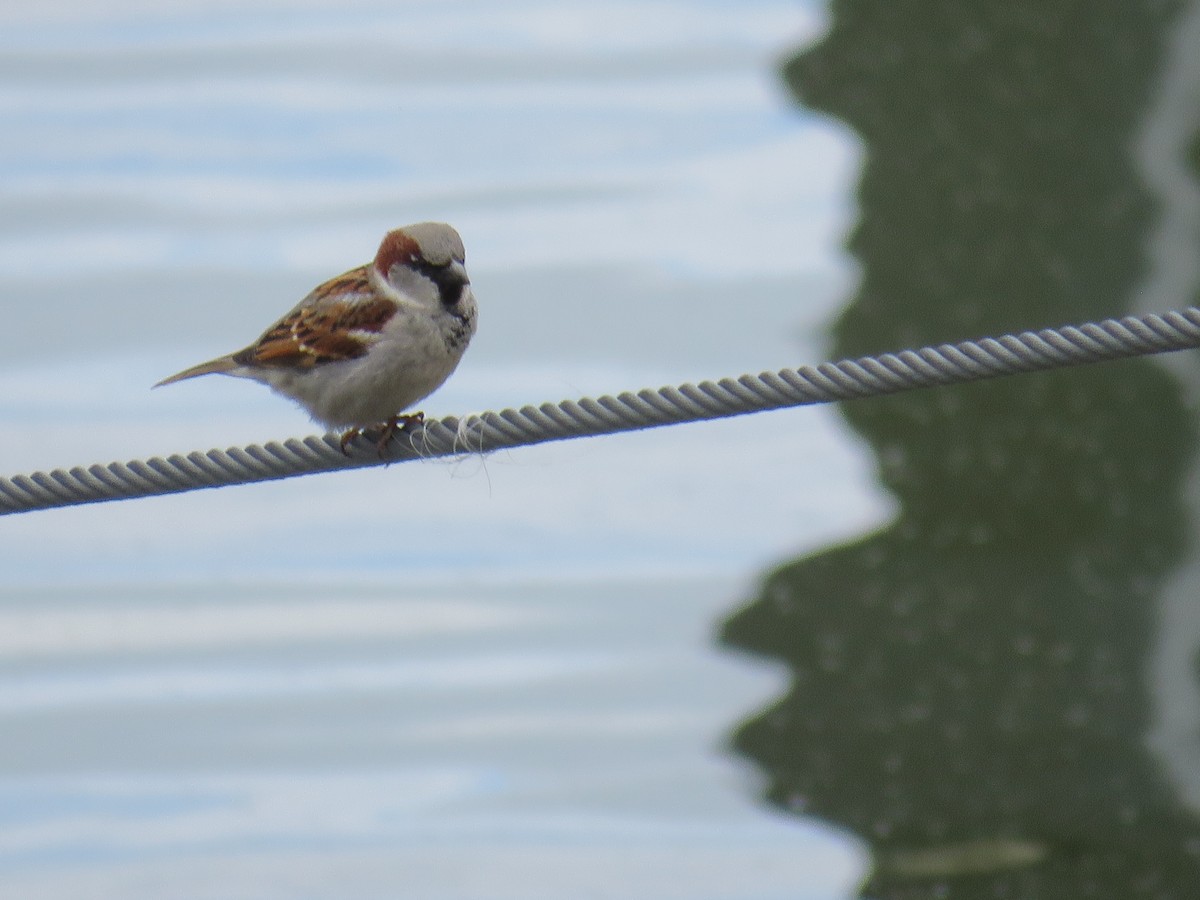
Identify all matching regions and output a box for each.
[156,222,477,452]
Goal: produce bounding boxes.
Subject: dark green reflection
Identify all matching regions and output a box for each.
[721,3,1200,896]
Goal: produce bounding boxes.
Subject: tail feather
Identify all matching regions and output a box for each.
[154,355,239,388]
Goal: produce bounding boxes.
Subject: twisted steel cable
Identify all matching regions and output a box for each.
[2,307,1199,516]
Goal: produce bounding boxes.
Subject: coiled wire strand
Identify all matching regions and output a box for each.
[2,307,1198,516]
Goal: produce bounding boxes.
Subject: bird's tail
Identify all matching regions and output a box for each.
[154,354,239,388]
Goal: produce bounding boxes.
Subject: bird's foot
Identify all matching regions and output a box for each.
[373,412,425,455]
[339,412,425,457]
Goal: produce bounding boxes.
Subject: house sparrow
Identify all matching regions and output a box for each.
[156,222,477,452]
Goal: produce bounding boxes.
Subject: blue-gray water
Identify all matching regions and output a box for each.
[8,2,1200,898]
[0,2,872,898]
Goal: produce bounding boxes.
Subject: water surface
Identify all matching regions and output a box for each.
[0,2,872,898]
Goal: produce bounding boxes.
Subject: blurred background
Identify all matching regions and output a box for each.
[1,1,1199,898]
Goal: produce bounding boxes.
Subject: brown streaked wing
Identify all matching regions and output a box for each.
[237,273,398,368]
[307,266,373,304]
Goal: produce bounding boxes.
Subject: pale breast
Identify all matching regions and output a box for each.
[268,302,472,428]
